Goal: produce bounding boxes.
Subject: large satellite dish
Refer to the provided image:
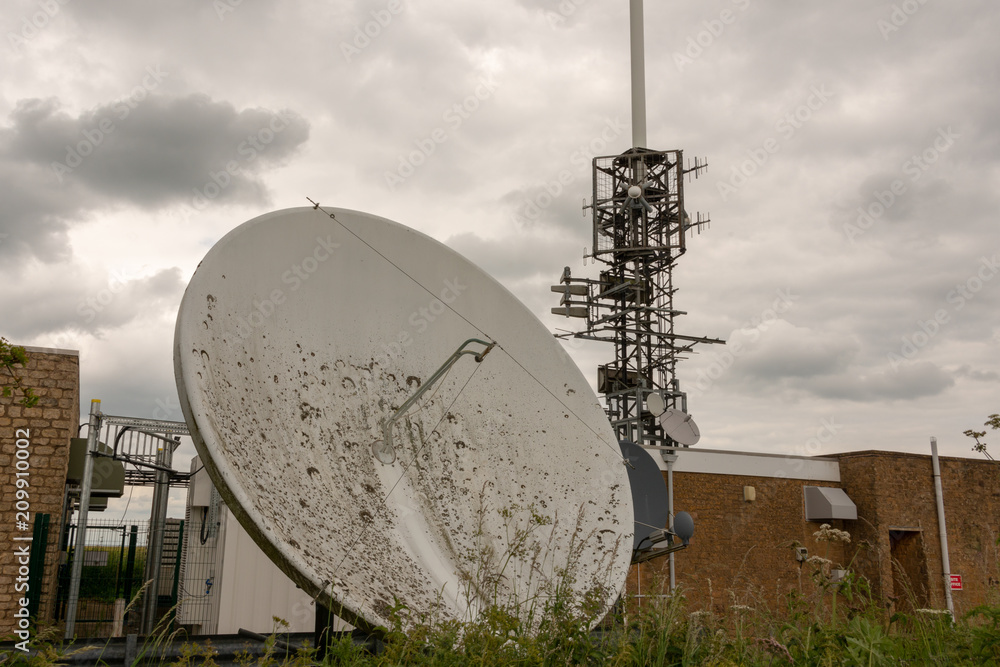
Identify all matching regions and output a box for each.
[174,206,633,632]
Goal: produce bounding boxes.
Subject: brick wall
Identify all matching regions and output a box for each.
[631,471,848,613]
[627,451,1000,618]
[836,452,895,610]
[838,451,1000,616]
[0,346,79,633]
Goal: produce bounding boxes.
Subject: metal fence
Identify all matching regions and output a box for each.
[54,518,183,637]
[175,496,222,634]
[62,409,191,639]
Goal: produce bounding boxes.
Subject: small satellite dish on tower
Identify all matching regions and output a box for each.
[658,408,701,446]
[174,206,633,633]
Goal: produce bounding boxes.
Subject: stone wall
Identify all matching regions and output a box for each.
[0,346,79,634]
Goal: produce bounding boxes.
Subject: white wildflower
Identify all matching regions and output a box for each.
[813,523,851,544]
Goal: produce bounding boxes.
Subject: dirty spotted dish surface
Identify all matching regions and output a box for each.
[174,207,632,631]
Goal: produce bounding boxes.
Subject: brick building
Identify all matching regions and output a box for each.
[838,451,1000,613]
[633,448,1000,618]
[0,346,79,635]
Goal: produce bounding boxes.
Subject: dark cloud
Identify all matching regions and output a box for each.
[734,322,859,381]
[698,320,956,403]
[954,365,1000,382]
[13,93,309,206]
[811,362,955,402]
[0,93,309,265]
[0,163,86,265]
[0,99,93,264]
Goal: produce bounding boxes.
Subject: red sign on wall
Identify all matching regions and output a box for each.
[949,574,963,590]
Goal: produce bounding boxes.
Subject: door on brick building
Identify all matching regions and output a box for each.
[889,529,930,611]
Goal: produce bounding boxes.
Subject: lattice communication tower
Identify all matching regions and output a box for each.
[552,148,723,448]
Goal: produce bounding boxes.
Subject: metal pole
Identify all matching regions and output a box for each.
[664,451,677,591]
[629,0,647,149]
[65,399,101,639]
[142,455,161,633]
[143,444,173,634]
[635,562,641,608]
[930,437,955,617]
[123,525,138,612]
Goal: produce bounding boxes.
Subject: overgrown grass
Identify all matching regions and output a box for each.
[4,518,999,666]
[310,580,1000,666]
[4,577,999,665]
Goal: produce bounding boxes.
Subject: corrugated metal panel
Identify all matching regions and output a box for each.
[215,505,329,635]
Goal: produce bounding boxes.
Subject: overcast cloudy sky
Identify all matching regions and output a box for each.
[3,0,998,517]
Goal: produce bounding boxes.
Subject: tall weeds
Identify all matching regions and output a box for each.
[4,521,999,665]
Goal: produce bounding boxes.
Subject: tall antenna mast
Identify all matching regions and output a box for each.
[630,0,647,149]
[552,0,722,450]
